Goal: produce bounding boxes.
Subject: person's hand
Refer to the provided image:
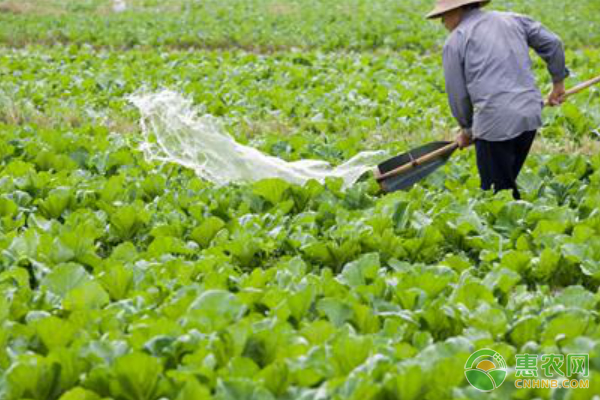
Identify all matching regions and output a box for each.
[547,81,566,107]
[456,129,473,149]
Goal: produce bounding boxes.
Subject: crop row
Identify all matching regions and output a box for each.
[0,0,598,51]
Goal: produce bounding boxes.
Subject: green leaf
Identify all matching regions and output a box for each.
[6,355,61,400]
[51,225,101,267]
[253,179,291,205]
[331,333,371,376]
[228,357,260,378]
[0,296,8,323]
[483,267,521,294]
[37,187,75,219]
[4,229,40,263]
[554,286,597,310]
[290,346,330,387]
[47,347,86,394]
[0,196,18,218]
[140,174,166,200]
[441,254,471,273]
[175,380,212,400]
[34,316,77,350]
[384,363,423,400]
[110,352,164,400]
[58,387,102,400]
[287,285,315,322]
[541,309,590,345]
[316,297,353,327]
[531,248,561,281]
[110,202,150,241]
[186,290,246,331]
[339,253,380,287]
[216,378,275,400]
[98,263,134,301]
[147,236,194,256]
[190,216,226,248]
[499,250,532,274]
[451,279,495,310]
[392,200,412,231]
[258,361,290,397]
[41,263,91,298]
[300,320,336,345]
[509,316,541,348]
[63,280,110,311]
[468,303,508,337]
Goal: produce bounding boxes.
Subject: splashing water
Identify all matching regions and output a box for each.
[129,90,387,187]
[113,0,127,12]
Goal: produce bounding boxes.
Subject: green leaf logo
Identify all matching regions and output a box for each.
[464,349,507,392]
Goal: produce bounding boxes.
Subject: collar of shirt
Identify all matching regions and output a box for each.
[458,8,484,27]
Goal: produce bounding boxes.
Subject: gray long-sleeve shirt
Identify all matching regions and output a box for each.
[443,9,569,141]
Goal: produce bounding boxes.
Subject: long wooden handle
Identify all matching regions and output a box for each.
[375,142,458,181]
[376,74,600,183]
[544,74,600,106]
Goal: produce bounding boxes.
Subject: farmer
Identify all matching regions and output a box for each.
[428,0,569,199]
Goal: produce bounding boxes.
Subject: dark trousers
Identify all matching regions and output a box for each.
[474,130,536,200]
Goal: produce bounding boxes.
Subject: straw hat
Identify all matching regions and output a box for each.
[426,0,490,19]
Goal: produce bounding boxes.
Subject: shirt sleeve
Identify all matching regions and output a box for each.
[516,14,570,83]
[443,37,473,132]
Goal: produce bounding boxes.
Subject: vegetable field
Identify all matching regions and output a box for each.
[0,0,600,399]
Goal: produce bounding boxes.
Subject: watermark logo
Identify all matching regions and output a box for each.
[464,349,508,392]
[465,350,590,391]
[514,353,590,389]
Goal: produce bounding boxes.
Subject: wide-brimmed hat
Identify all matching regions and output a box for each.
[426,0,490,19]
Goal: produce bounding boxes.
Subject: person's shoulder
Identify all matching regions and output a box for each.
[443,29,463,51]
[487,10,514,17]
[489,10,532,23]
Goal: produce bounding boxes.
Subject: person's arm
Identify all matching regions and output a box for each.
[516,14,569,105]
[443,37,473,147]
